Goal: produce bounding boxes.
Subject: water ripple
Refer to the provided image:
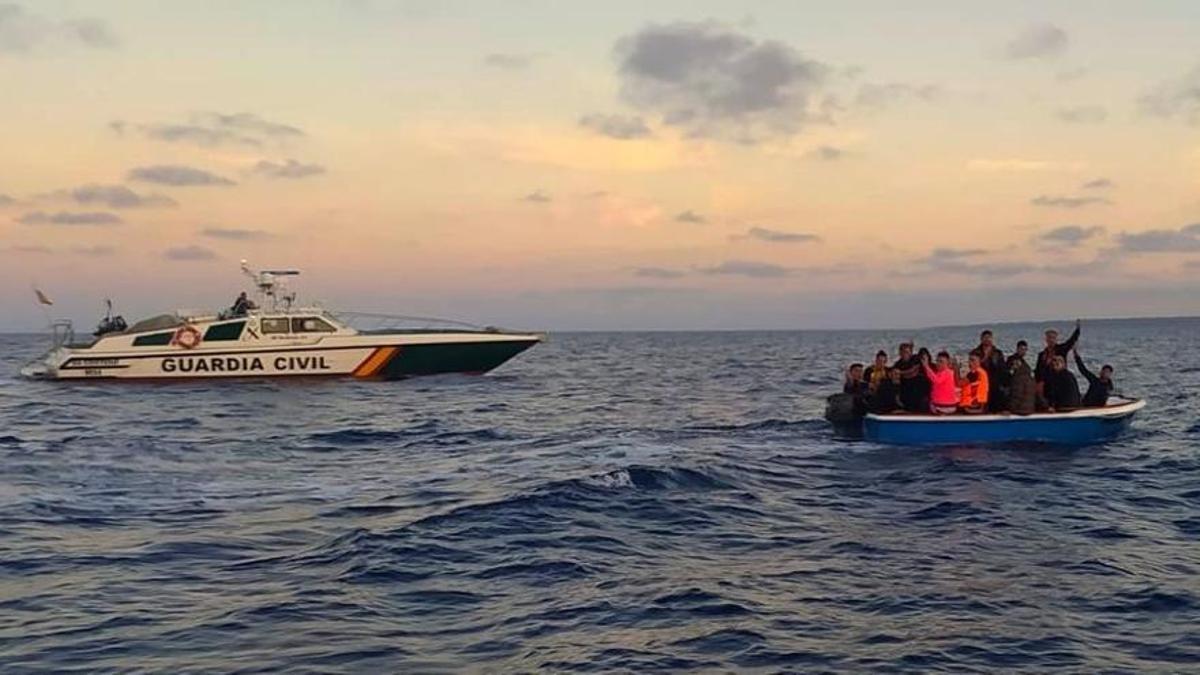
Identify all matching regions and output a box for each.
[2,321,1199,671]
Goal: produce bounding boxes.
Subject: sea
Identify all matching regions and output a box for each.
[1,318,1198,673]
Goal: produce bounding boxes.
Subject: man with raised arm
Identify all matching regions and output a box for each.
[1036,319,1081,387]
[1074,350,1115,407]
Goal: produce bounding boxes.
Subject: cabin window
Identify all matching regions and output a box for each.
[292,317,336,333]
[204,321,245,342]
[261,318,290,334]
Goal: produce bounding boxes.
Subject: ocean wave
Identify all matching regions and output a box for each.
[2,327,1196,672]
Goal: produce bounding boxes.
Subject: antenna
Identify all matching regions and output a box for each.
[239,260,301,311]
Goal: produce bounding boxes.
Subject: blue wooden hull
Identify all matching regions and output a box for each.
[862,399,1144,446]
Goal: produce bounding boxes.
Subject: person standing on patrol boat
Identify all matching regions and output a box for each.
[230,291,258,318]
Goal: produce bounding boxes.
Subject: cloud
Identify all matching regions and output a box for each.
[853,82,940,109]
[914,249,1036,278]
[62,18,119,48]
[1140,63,1200,124]
[1056,105,1107,124]
[128,165,236,186]
[737,226,820,243]
[904,247,1043,278]
[578,113,653,139]
[1004,24,1068,60]
[966,158,1082,172]
[632,266,686,279]
[16,210,122,225]
[0,193,12,205]
[697,259,792,278]
[483,52,535,69]
[675,209,706,224]
[806,145,846,161]
[1056,67,1088,82]
[62,184,177,208]
[250,159,326,179]
[1036,225,1105,246]
[71,245,115,257]
[0,4,119,54]
[128,123,235,146]
[0,4,42,53]
[200,227,273,241]
[957,262,1037,277]
[931,247,988,260]
[1030,194,1111,208]
[164,245,218,261]
[614,20,830,141]
[1185,260,1200,270]
[1081,178,1114,190]
[521,190,551,203]
[1115,223,1200,253]
[9,244,52,254]
[111,112,305,147]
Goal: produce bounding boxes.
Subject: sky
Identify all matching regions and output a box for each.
[1,0,1199,331]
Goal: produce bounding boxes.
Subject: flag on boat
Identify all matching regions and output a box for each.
[34,288,54,306]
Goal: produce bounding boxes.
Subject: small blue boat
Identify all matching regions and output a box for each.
[863,397,1145,446]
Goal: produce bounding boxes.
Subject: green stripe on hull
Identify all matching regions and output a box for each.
[378,340,537,379]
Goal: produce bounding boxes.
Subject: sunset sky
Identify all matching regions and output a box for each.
[2,0,1199,330]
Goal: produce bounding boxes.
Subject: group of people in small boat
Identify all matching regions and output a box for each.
[842,321,1115,416]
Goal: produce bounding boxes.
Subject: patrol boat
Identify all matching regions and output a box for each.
[22,263,543,381]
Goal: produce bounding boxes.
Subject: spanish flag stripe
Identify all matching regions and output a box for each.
[353,346,398,378]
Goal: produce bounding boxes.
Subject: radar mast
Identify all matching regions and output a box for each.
[240,260,301,311]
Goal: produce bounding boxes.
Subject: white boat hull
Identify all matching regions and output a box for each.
[24,265,543,382]
[30,332,542,381]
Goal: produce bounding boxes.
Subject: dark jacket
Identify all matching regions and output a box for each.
[1044,369,1082,410]
[1075,353,1113,407]
[971,345,1007,382]
[869,379,902,414]
[1036,325,1080,383]
[893,356,927,411]
[1007,357,1036,415]
[843,379,868,397]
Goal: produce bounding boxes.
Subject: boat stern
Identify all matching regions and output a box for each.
[20,347,68,380]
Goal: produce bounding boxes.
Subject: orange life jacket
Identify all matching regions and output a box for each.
[960,368,990,408]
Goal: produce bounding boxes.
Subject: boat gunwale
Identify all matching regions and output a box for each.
[865,397,1145,423]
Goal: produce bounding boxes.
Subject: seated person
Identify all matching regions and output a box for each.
[921,351,960,415]
[869,368,903,414]
[1043,355,1082,411]
[229,291,258,317]
[864,350,889,395]
[1007,352,1036,415]
[970,329,1006,412]
[843,363,868,396]
[958,353,990,414]
[1006,340,1030,370]
[892,342,924,411]
[1074,350,1114,407]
